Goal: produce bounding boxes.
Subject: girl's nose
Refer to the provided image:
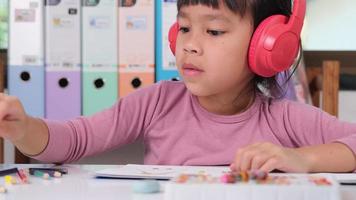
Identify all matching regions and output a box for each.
[183,44,203,55]
[183,36,203,55]
[184,46,199,54]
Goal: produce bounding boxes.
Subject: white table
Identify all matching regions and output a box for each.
[1,164,356,200]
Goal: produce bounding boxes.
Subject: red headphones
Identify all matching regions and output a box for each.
[168,0,306,77]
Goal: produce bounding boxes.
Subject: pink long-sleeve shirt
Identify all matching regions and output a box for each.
[33,81,356,165]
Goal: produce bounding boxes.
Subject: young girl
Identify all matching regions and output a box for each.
[1,0,356,173]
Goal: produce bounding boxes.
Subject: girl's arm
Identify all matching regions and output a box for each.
[297,142,356,172]
[13,117,49,156]
[0,94,49,156]
[31,82,165,163]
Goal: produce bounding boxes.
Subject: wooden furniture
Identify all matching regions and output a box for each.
[0,50,5,163]
[306,60,340,117]
[15,149,30,163]
[304,51,356,75]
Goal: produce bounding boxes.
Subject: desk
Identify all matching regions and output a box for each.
[0,164,161,200]
[1,164,356,200]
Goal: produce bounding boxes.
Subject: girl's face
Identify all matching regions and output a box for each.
[176,3,255,100]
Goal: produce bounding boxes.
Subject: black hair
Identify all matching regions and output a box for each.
[177,0,297,99]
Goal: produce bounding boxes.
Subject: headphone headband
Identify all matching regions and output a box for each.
[288,0,306,34]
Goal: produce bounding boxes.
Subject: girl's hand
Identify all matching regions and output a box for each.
[0,93,29,143]
[230,142,312,173]
[0,93,49,156]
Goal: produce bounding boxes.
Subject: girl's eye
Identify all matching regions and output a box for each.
[179,27,190,33]
[207,30,225,36]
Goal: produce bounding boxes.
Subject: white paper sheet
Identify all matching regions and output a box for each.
[94,164,230,180]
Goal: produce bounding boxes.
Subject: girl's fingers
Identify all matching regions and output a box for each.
[239,151,254,171]
[250,154,271,170]
[234,143,281,172]
[239,148,264,171]
[259,157,279,172]
[0,102,9,122]
[229,163,237,172]
[233,149,243,172]
[234,145,267,171]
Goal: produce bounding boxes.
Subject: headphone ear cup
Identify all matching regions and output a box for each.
[168,22,179,55]
[249,15,298,77]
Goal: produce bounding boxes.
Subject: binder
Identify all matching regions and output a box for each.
[118,0,155,97]
[155,0,180,82]
[45,0,81,120]
[8,0,45,117]
[82,0,118,116]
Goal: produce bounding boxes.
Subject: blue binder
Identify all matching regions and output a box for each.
[155,0,180,82]
[8,0,44,117]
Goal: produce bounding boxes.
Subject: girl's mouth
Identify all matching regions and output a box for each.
[182,63,204,77]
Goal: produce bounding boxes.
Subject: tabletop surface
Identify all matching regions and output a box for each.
[1,164,356,200]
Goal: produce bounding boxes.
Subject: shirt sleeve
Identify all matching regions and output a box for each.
[284,101,356,155]
[32,82,165,163]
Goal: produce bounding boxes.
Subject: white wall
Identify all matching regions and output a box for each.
[339,91,356,123]
[302,0,356,50]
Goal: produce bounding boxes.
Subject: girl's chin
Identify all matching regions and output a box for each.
[184,82,212,97]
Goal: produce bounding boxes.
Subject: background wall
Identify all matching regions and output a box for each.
[302,0,356,50]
